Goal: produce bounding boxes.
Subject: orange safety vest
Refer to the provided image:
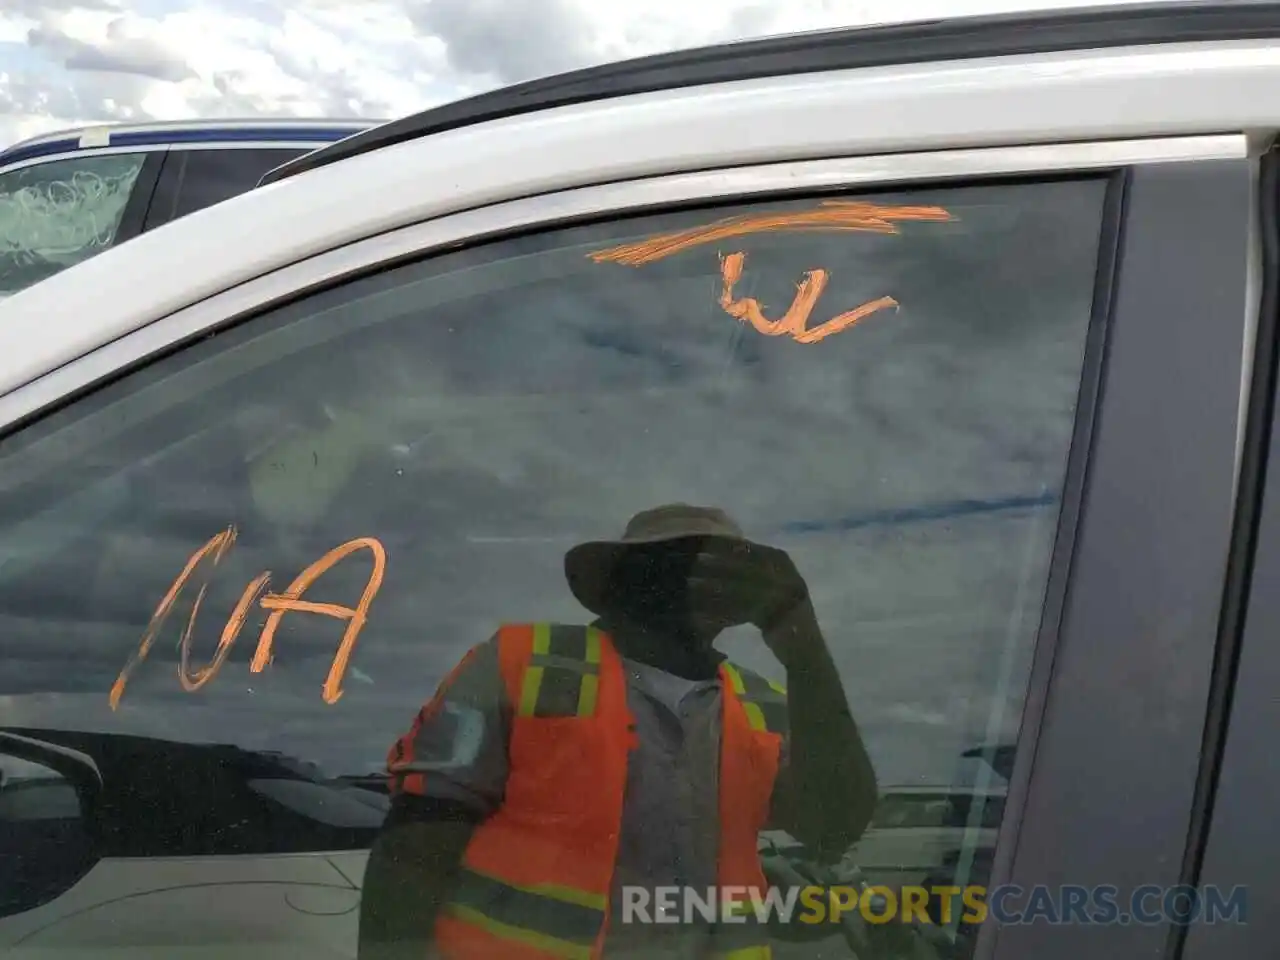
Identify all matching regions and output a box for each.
[431,623,788,960]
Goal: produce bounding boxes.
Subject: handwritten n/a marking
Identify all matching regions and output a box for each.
[110,532,386,710]
[110,525,240,710]
[252,537,387,705]
[587,201,954,266]
[180,570,272,693]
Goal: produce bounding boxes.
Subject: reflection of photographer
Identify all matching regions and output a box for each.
[359,504,878,959]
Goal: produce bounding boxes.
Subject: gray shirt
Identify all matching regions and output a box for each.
[388,632,792,953]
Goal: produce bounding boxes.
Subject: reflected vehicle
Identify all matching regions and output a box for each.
[760,744,1011,953]
[0,733,100,921]
[846,786,1004,892]
[0,730,994,960]
[0,729,383,958]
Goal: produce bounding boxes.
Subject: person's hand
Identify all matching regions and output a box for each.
[686,540,811,635]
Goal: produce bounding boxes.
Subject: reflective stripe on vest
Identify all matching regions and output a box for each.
[720,662,788,735]
[435,623,777,960]
[442,865,607,960]
[516,623,604,718]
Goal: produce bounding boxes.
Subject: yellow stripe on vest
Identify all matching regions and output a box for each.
[465,864,608,911]
[722,662,788,735]
[516,624,604,718]
[742,701,769,733]
[444,904,595,960]
[577,626,602,716]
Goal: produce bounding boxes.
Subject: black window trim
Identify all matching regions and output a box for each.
[988,158,1253,960]
[1179,143,1280,960]
[114,151,166,244]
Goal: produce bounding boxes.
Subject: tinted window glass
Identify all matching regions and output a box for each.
[0,179,1107,958]
[0,153,147,295]
[149,148,305,224]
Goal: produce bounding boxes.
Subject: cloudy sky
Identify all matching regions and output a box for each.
[0,0,1143,149]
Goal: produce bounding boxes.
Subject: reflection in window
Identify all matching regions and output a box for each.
[0,178,1108,958]
[248,778,389,828]
[0,779,80,821]
[0,153,146,294]
[0,755,92,919]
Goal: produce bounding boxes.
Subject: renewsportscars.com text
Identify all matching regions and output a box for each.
[621,884,1248,927]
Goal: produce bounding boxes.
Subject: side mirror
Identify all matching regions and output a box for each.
[0,731,103,918]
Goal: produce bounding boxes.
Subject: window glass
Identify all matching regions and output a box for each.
[0,153,146,295]
[0,178,1107,958]
[150,147,306,224]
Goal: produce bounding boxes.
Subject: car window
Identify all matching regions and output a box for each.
[0,153,147,296]
[145,147,307,227]
[0,178,1107,957]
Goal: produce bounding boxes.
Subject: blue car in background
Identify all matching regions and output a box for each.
[0,118,375,297]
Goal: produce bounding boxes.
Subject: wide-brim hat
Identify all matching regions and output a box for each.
[565,503,765,616]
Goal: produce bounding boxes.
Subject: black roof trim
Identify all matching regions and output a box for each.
[261,1,1280,186]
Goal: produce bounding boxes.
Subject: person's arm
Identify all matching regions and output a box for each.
[764,598,878,863]
[358,639,510,960]
[358,796,482,960]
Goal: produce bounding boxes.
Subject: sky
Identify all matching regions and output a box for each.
[0,0,1147,149]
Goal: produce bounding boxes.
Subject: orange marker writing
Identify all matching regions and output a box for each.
[589,200,954,266]
[252,537,387,705]
[110,531,387,709]
[718,251,898,344]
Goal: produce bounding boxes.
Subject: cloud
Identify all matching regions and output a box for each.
[29,14,194,82]
[405,0,597,85]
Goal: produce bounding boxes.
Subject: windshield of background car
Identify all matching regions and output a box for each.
[0,152,146,296]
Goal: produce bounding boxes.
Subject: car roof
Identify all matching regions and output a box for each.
[0,117,377,169]
[264,0,1280,185]
[1,0,1277,404]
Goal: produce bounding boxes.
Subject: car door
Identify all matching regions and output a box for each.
[0,150,164,297]
[140,146,315,233]
[0,135,1251,960]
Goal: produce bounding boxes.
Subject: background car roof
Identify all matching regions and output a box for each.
[0,2,1275,404]
[0,118,376,169]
